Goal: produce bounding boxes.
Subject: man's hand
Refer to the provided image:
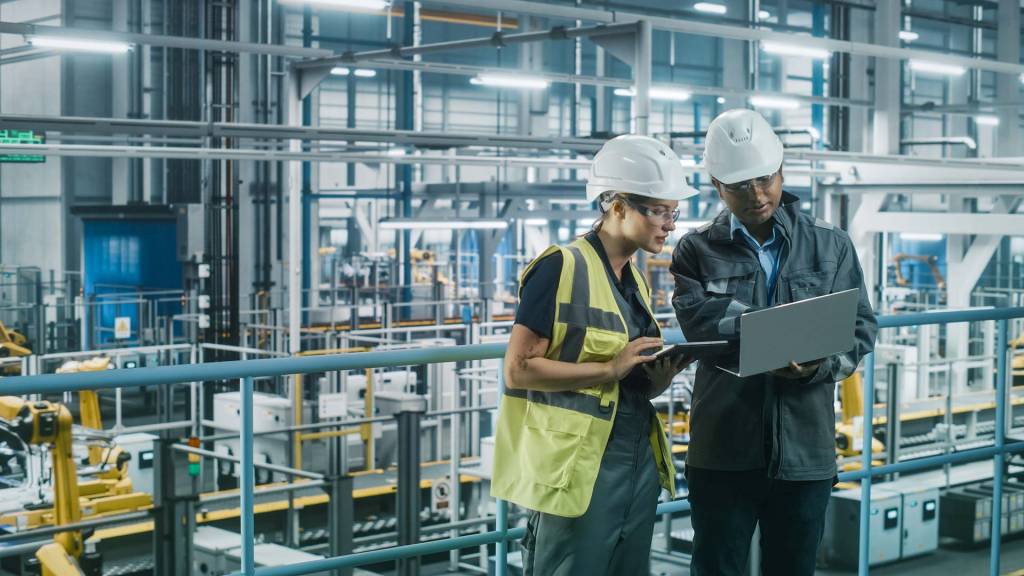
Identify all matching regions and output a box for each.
[643,353,695,392]
[772,360,823,380]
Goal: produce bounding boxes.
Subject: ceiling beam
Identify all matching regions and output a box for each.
[424,0,1024,76]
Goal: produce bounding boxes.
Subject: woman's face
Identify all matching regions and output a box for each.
[614,196,679,254]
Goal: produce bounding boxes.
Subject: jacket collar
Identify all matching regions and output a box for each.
[707,191,800,244]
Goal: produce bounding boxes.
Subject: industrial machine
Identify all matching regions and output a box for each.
[0,396,93,575]
[835,373,886,474]
[891,253,947,291]
[822,487,903,568]
[0,366,152,574]
[0,320,31,374]
[898,486,940,559]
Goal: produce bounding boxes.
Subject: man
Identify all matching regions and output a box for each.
[670,108,878,576]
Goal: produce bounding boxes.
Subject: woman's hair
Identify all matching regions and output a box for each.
[590,191,639,233]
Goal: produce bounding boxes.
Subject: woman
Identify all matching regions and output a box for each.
[492,135,701,576]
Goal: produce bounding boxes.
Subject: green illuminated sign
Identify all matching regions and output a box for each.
[0,130,45,163]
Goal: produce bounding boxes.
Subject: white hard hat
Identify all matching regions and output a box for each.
[586,135,699,202]
[702,108,784,185]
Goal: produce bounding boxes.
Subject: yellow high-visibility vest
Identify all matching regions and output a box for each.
[492,237,676,518]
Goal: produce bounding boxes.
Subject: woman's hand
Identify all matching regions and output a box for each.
[607,337,663,381]
[642,353,694,397]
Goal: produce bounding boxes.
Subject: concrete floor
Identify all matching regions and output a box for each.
[816,537,1024,575]
[391,534,1024,575]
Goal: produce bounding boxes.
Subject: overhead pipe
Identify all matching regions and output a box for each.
[293,21,640,69]
[901,136,978,151]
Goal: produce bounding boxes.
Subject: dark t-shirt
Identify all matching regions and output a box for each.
[514,233,659,401]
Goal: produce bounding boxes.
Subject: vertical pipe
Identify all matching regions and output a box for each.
[240,376,255,575]
[115,387,124,431]
[990,319,1008,576]
[301,9,313,326]
[495,358,508,576]
[858,352,874,576]
[190,345,198,435]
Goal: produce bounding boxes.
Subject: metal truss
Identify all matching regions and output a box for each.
[424,0,1024,76]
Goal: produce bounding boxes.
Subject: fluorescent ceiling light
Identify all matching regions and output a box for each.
[716,96,726,104]
[679,157,699,167]
[379,218,509,230]
[749,96,800,110]
[331,67,375,77]
[614,87,692,102]
[279,0,389,10]
[651,87,692,101]
[694,2,727,15]
[909,60,966,77]
[975,115,1000,126]
[758,10,771,20]
[899,30,919,42]
[385,148,407,156]
[29,36,132,54]
[470,74,549,90]
[899,232,944,242]
[523,218,549,226]
[762,42,830,60]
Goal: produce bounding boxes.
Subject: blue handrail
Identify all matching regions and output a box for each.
[2,307,1021,575]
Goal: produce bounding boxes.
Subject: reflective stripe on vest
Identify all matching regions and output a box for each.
[503,387,614,421]
[557,246,627,362]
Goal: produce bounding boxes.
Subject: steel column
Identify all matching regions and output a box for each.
[871,0,900,156]
[287,72,302,355]
[633,20,651,135]
[996,0,1021,156]
[327,474,355,576]
[397,408,424,576]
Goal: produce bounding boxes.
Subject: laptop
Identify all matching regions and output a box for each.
[717,288,860,378]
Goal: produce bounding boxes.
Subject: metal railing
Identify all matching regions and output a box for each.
[1,307,1022,575]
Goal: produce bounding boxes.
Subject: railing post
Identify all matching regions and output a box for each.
[990,319,1008,576]
[240,376,255,575]
[858,352,874,576]
[326,474,354,576]
[397,398,426,576]
[495,358,508,576]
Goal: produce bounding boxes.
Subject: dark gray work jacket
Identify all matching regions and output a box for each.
[670,192,878,481]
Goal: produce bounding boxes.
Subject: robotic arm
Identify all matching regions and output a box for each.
[0,397,84,575]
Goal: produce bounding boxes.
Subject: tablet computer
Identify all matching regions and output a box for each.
[653,341,732,361]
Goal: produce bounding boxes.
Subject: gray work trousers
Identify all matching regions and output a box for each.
[521,395,661,576]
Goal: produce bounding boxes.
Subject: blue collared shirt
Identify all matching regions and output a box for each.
[730,213,785,304]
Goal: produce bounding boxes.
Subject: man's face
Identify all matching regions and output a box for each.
[713,169,784,228]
